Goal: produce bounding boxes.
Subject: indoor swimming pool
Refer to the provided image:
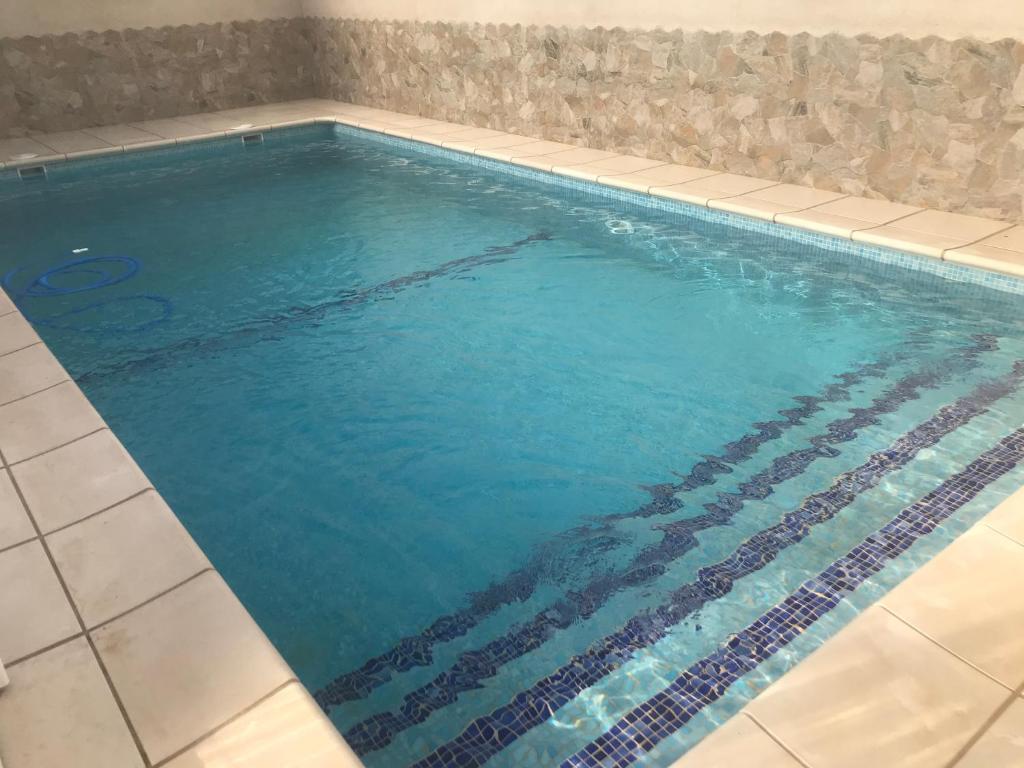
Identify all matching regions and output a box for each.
[1,123,1023,767]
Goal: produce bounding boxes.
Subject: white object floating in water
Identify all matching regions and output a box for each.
[72,247,89,254]
[10,153,38,161]
[605,219,635,235]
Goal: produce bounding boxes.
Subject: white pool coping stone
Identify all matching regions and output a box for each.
[1,98,1023,768]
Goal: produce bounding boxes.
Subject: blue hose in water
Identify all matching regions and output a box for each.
[2,255,172,333]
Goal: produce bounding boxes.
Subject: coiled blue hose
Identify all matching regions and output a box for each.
[2,255,172,333]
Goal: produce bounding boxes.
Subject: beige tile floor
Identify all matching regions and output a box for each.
[0,207,362,766]
[1,97,1024,768]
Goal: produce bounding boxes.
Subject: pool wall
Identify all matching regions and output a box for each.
[3,4,1023,223]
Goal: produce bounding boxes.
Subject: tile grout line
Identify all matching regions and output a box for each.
[43,486,157,537]
[8,425,110,468]
[0,339,43,359]
[877,605,1016,693]
[0,533,37,557]
[939,224,1018,260]
[87,567,214,633]
[5,629,85,669]
[0,446,153,767]
[150,677,299,768]
[0,377,71,408]
[741,711,813,768]
[980,522,1024,549]
[843,207,931,236]
[766,193,852,223]
[943,679,1024,767]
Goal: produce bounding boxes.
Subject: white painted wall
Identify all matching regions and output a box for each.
[5,0,1021,42]
[3,0,303,38]
[301,0,1024,41]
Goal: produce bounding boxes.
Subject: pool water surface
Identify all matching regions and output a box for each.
[1,125,1023,767]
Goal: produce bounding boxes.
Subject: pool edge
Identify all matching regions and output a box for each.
[3,99,1024,768]
[0,303,364,764]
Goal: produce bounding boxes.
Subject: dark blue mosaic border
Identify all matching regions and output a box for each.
[331,336,991,755]
[409,358,1024,768]
[563,423,1024,767]
[328,122,1024,298]
[314,353,899,711]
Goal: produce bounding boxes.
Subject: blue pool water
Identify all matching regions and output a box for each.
[2,124,1024,767]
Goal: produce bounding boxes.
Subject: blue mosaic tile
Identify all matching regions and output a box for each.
[561,422,1024,767]
[325,337,994,754]
[313,354,906,711]
[408,357,1024,768]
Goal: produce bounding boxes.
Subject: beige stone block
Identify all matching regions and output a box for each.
[0,540,79,663]
[163,683,363,768]
[882,525,1024,689]
[0,638,144,768]
[747,606,1008,768]
[0,381,105,464]
[0,344,68,407]
[957,697,1024,767]
[12,430,150,534]
[93,572,293,764]
[0,312,41,356]
[47,491,210,628]
[669,714,802,767]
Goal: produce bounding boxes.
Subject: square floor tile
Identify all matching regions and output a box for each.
[882,525,1024,689]
[0,637,143,768]
[654,173,779,205]
[128,119,206,140]
[0,381,105,464]
[0,312,41,356]
[477,140,575,161]
[0,540,79,663]
[558,154,666,181]
[603,164,720,193]
[957,696,1024,767]
[670,714,802,768]
[33,130,114,154]
[93,572,293,764]
[0,344,68,406]
[983,486,1024,546]
[945,240,1024,277]
[711,185,848,220]
[0,288,15,314]
[448,133,536,153]
[48,491,210,628]
[82,124,164,146]
[163,683,362,768]
[0,470,34,551]
[747,606,1007,768]
[0,137,55,161]
[11,429,150,534]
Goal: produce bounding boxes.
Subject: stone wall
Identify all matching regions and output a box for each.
[0,18,315,138]
[309,20,1024,221]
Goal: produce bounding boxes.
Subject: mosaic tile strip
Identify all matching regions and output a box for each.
[313,353,898,710]
[332,338,992,754]
[409,359,1024,768]
[563,424,1024,767]
[331,123,1024,298]
[71,231,553,385]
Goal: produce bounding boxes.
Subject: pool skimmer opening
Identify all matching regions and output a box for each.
[17,165,47,181]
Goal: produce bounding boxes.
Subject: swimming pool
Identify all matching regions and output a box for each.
[2,123,1023,767]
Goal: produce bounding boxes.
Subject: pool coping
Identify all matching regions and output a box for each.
[1,98,1023,768]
